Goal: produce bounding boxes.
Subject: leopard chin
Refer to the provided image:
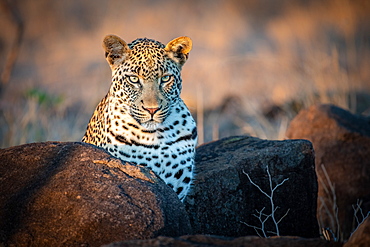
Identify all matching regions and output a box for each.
[141,120,161,130]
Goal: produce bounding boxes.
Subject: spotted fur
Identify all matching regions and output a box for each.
[82,35,197,201]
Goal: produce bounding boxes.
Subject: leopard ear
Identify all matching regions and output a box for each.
[103,35,131,68]
[165,36,192,66]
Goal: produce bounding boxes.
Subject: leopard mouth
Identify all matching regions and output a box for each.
[130,105,170,127]
[130,113,161,129]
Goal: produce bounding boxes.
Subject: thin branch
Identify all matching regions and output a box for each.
[240,221,264,238]
[350,199,370,237]
[243,170,270,198]
[241,165,290,237]
[277,208,291,225]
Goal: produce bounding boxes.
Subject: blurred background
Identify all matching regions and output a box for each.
[0,0,369,148]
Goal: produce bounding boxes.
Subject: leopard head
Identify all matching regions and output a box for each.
[102,34,192,129]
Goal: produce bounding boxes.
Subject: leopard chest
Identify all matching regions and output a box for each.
[102,106,197,199]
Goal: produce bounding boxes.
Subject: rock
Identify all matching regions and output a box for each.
[344,216,370,247]
[184,136,319,238]
[103,235,342,247]
[286,104,370,240]
[0,142,191,247]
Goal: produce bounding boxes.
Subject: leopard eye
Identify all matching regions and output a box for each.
[161,75,172,83]
[128,75,139,84]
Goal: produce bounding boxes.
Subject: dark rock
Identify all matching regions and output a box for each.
[0,142,191,247]
[286,104,370,240]
[184,135,319,238]
[344,217,370,247]
[104,235,342,247]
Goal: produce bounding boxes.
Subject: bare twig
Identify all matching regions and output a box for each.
[241,165,290,237]
[350,199,370,237]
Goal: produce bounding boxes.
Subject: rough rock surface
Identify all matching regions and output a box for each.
[344,216,370,247]
[104,235,342,247]
[184,135,319,238]
[0,142,191,247]
[286,104,370,239]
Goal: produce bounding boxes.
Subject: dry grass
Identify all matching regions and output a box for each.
[0,88,87,147]
[1,0,369,147]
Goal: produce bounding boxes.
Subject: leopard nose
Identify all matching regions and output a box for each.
[143,106,160,115]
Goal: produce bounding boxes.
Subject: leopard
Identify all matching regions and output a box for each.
[82,34,197,201]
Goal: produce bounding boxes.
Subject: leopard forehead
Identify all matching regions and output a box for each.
[122,38,178,78]
[128,38,165,50]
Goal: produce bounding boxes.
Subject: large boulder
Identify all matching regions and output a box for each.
[286,104,370,240]
[184,135,319,238]
[0,142,191,247]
